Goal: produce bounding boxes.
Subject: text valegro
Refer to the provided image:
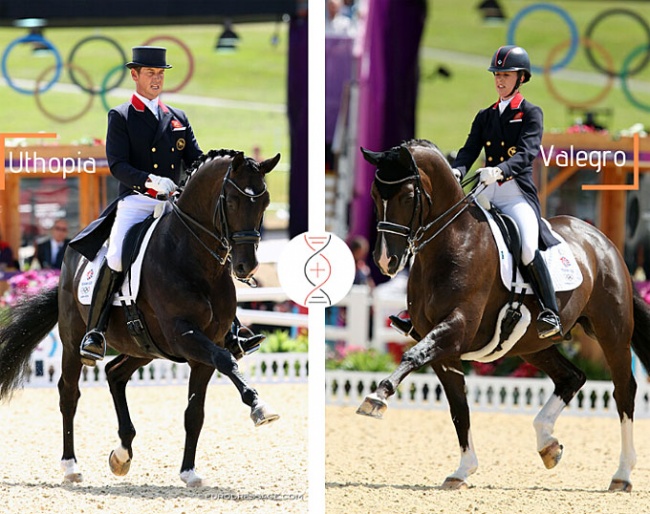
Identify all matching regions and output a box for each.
[539,145,627,173]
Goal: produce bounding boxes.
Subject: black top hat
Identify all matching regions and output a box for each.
[126,46,172,69]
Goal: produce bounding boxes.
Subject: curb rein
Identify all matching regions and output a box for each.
[171,162,267,286]
[375,170,485,258]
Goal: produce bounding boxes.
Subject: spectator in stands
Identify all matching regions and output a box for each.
[349,235,375,287]
[33,219,70,270]
[326,0,355,36]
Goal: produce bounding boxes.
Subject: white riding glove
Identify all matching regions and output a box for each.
[451,168,462,183]
[145,175,177,196]
[478,167,504,186]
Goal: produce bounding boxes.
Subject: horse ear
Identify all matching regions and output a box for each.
[259,153,281,174]
[360,147,383,165]
[231,151,245,170]
[398,146,417,173]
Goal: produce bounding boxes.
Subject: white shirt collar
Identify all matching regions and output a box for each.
[134,91,159,118]
[498,97,513,114]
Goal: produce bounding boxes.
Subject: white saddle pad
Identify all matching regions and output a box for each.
[77,216,163,306]
[477,204,583,294]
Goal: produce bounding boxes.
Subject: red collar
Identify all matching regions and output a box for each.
[491,91,524,110]
[130,94,170,114]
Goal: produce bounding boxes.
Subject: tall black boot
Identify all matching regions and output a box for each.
[79,260,123,366]
[526,250,562,339]
[224,317,266,360]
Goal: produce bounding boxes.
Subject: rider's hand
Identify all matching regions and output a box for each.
[478,167,504,186]
[451,168,462,183]
[145,175,176,196]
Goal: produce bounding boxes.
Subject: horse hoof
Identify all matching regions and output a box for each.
[441,477,469,490]
[539,440,563,469]
[181,468,205,487]
[608,479,632,492]
[251,401,280,427]
[356,393,387,419]
[109,449,131,476]
[63,472,83,484]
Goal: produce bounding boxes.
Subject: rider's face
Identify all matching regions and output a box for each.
[132,67,165,100]
[493,71,518,100]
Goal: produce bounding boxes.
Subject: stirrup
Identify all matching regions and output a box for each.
[536,309,562,339]
[79,330,106,366]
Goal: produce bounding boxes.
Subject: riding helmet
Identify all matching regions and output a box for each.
[488,45,531,83]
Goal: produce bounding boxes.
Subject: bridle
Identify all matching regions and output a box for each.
[171,161,267,280]
[375,167,484,258]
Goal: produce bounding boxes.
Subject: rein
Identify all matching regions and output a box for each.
[376,169,484,257]
[172,162,267,285]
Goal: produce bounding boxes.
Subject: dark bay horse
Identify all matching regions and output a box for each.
[357,139,650,492]
[0,149,281,487]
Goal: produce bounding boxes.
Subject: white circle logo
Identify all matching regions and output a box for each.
[277,232,355,308]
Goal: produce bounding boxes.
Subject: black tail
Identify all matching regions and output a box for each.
[0,287,59,400]
[632,288,650,374]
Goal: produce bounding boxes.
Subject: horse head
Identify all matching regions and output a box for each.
[177,149,280,280]
[362,140,460,277]
[225,151,280,279]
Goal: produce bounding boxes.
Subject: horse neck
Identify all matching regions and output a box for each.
[177,160,227,225]
[420,167,466,223]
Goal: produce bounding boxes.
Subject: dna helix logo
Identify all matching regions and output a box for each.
[278,232,355,308]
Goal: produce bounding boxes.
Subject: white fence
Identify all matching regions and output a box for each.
[325,370,650,418]
[26,350,308,388]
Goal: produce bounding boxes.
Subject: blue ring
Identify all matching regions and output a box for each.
[507,3,579,74]
[1,33,63,95]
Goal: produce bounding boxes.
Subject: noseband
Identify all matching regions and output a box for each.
[172,162,267,268]
[375,169,483,257]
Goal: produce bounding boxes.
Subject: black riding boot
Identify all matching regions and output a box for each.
[79,260,124,366]
[388,312,422,340]
[526,250,563,339]
[224,317,266,360]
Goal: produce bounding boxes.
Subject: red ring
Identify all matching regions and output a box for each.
[141,35,195,93]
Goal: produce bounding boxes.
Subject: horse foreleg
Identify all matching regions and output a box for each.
[358,316,463,418]
[175,321,280,426]
[522,347,585,469]
[58,349,83,483]
[179,363,214,487]
[432,360,477,490]
[105,354,153,477]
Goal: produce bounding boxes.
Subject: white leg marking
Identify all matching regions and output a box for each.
[533,394,566,451]
[612,414,636,483]
[61,458,83,483]
[113,445,130,463]
[450,430,478,481]
[180,467,205,487]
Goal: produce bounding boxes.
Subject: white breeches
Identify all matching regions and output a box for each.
[480,179,539,265]
[106,194,160,271]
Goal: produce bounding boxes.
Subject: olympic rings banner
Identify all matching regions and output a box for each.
[1,33,194,123]
[507,3,650,112]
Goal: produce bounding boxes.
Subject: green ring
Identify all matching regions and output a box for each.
[100,64,126,112]
[621,43,650,112]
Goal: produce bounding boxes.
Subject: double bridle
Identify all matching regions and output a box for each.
[171,162,267,275]
[375,169,484,257]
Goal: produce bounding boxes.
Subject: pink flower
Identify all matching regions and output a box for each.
[1,270,60,308]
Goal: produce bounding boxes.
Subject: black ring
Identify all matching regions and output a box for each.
[67,35,127,95]
[584,8,650,78]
